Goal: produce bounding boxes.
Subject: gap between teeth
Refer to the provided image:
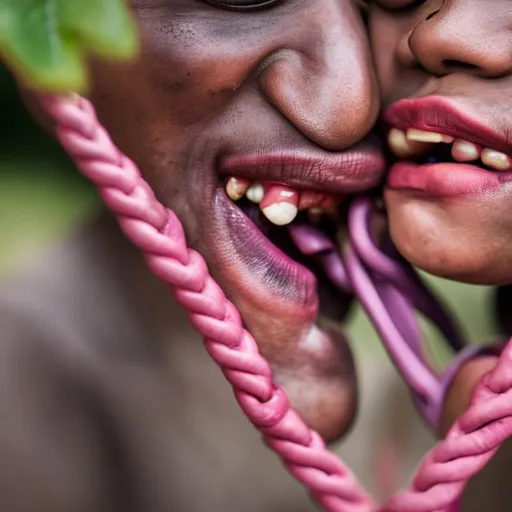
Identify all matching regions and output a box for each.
[388,127,512,172]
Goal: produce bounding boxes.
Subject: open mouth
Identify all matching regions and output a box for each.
[211,143,385,321]
[216,177,349,321]
[388,126,512,171]
[384,97,512,198]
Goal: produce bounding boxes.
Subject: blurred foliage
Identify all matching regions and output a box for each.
[0,64,98,273]
[0,0,137,92]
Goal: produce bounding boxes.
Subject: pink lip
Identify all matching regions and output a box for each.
[384,96,512,155]
[387,161,504,198]
[385,96,512,198]
[219,140,386,194]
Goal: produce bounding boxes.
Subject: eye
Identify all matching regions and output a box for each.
[203,0,282,11]
[375,0,427,12]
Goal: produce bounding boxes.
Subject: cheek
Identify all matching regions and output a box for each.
[90,11,272,145]
[385,191,512,284]
[368,13,403,104]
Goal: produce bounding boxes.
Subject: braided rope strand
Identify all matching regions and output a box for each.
[387,339,512,512]
[40,93,512,512]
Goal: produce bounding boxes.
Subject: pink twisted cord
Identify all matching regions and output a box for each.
[40,93,512,512]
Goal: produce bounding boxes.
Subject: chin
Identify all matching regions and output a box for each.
[388,207,511,286]
[207,252,359,443]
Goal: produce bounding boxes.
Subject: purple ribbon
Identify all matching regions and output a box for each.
[290,196,469,428]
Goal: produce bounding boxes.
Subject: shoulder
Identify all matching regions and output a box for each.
[0,221,129,511]
[0,212,149,354]
[0,301,122,512]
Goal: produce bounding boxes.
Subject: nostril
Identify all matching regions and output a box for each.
[442,60,479,72]
[425,10,439,21]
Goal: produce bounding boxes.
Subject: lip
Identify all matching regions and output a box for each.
[205,137,385,325]
[218,137,386,194]
[384,96,512,156]
[385,96,512,198]
[212,186,318,313]
[207,140,384,318]
[387,161,507,198]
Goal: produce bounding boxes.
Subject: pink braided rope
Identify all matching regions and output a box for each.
[40,94,512,512]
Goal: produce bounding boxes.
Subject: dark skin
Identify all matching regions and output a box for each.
[368,0,511,441]
[69,0,387,442]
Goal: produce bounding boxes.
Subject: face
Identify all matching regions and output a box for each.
[88,0,384,441]
[369,0,512,285]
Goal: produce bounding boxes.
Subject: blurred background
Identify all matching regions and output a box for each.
[0,65,99,275]
[0,62,501,495]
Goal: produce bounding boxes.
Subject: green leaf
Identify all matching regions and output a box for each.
[0,0,138,93]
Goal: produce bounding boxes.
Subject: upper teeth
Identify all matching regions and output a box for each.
[481,149,512,171]
[406,128,454,144]
[225,178,337,226]
[259,184,299,225]
[261,202,298,226]
[387,128,431,159]
[388,128,512,172]
[225,176,250,201]
[452,139,480,162]
[246,182,265,203]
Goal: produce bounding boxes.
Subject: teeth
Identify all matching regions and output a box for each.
[451,139,480,162]
[481,149,512,171]
[260,184,299,226]
[225,177,250,201]
[388,126,512,173]
[406,128,454,144]
[388,128,432,158]
[246,182,265,203]
[225,177,337,226]
[262,203,298,226]
[308,207,324,217]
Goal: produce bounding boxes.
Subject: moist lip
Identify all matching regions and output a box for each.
[214,186,318,308]
[213,185,351,321]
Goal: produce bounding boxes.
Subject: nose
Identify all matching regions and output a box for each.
[257,0,378,151]
[407,1,512,78]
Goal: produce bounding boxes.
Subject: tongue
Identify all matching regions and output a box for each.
[288,224,334,254]
[289,224,351,293]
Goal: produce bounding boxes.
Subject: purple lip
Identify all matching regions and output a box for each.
[213,187,318,309]
[218,140,386,194]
